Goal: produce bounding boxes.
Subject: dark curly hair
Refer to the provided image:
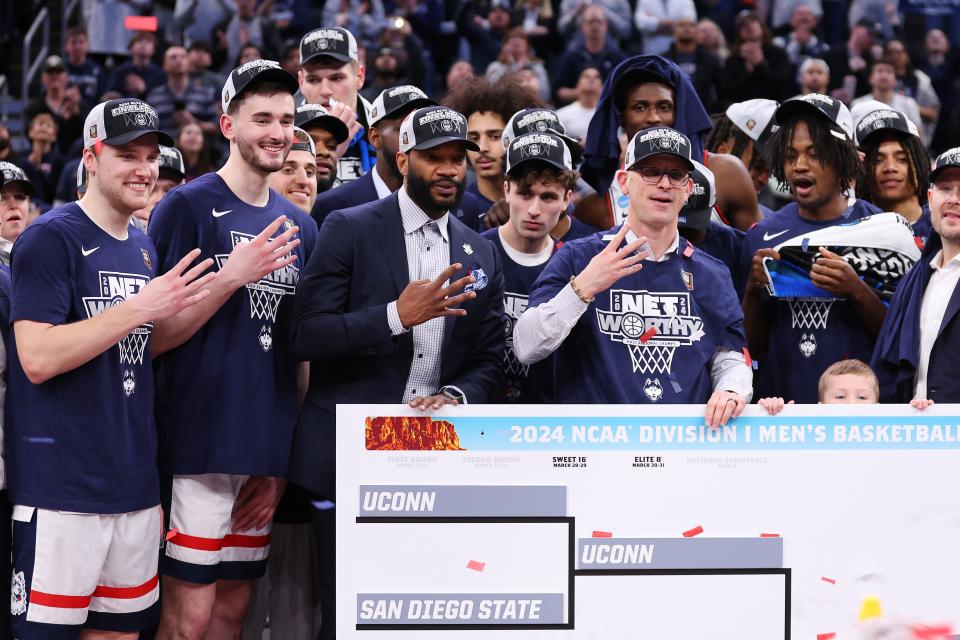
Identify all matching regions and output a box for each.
[766,113,864,197]
[705,113,769,173]
[443,76,543,124]
[856,132,930,206]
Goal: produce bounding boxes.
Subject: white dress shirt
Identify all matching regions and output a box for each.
[914,249,960,398]
[513,230,754,399]
[371,166,393,199]
[386,187,465,402]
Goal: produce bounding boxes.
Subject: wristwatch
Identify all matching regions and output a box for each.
[439,386,466,404]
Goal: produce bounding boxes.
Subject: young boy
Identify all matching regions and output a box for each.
[759,359,933,413]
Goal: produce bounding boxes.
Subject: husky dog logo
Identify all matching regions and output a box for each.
[799,333,817,358]
[135,112,148,126]
[528,144,542,156]
[643,378,663,402]
[317,39,329,49]
[441,119,454,132]
[10,571,25,615]
[659,138,673,148]
[259,325,273,352]
[123,370,136,397]
[535,120,548,131]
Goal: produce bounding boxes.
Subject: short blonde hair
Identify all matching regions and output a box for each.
[817,359,879,401]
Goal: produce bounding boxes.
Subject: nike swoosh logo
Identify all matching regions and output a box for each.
[212,208,233,218]
[81,246,100,257]
[763,229,790,242]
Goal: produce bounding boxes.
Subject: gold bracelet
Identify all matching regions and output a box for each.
[569,276,595,303]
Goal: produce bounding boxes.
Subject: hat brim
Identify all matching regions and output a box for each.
[302,51,354,65]
[2,179,38,197]
[370,98,438,127]
[856,123,911,148]
[101,129,176,148]
[410,136,480,152]
[626,151,695,172]
[506,155,570,176]
[677,208,711,231]
[930,164,960,183]
[297,115,350,144]
[238,68,300,99]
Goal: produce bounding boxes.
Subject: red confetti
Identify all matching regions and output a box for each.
[592,531,613,538]
[760,533,780,538]
[821,577,836,585]
[915,236,925,250]
[913,624,952,639]
[165,528,179,542]
[682,525,704,538]
[639,328,658,343]
[124,15,158,31]
[466,560,485,572]
[816,634,836,640]
[683,244,694,258]
[742,347,753,367]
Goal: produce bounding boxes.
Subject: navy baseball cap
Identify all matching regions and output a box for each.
[930,147,960,183]
[399,107,479,153]
[853,105,918,147]
[775,93,853,142]
[299,27,359,66]
[677,160,716,231]
[505,132,573,176]
[221,59,298,113]
[0,162,37,196]
[83,98,174,148]
[158,145,186,180]
[502,108,572,148]
[624,127,695,171]
[295,103,350,144]
[369,85,436,127]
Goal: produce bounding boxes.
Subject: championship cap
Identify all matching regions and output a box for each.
[369,85,436,127]
[83,98,174,148]
[399,106,480,153]
[930,147,960,183]
[852,103,919,147]
[725,99,779,151]
[221,59,298,114]
[294,103,350,144]
[77,161,88,195]
[43,55,66,74]
[0,162,38,196]
[677,160,715,231]
[158,145,186,180]
[502,108,570,148]
[505,132,573,176]
[774,93,854,142]
[624,127,695,171]
[299,27,359,66]
[290,127,318,156]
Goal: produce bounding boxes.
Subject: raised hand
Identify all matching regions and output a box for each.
[218,215,301,288]
[749,248,780,293]
[129,249,216,322]
[572,223,649,300]
[396,263,476,328]
[328,98,360,159]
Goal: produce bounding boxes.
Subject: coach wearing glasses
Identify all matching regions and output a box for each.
[514,126,752,425]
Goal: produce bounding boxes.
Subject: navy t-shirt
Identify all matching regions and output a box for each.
[7,204,159,513]
[149,173,318,476]
[465,181,495,214]
[912,204,933,249]
[481,228,555,403]
[694,220,745,288]
[529,229,746,404]
[738,199,882,403]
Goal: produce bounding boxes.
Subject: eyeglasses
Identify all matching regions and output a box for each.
[632,166,691,187]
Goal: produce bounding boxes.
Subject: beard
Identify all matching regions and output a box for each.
[406,169,465,217]
[237,134,287,174]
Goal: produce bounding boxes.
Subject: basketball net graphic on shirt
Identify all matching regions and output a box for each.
[215,230,299,352]
[785,297,835,359]
[83,271,152,397]
[597,290,705,399]
[503,293,531,401]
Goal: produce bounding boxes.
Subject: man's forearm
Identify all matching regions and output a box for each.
[514,284,588,364]
[151,272,242,357]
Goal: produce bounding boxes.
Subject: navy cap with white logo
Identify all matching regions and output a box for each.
[0,162,38,196]
[502,108,571,148]
[505,132,573,176]
[725,99,779,151]
[853,105,918,147]
[677,160,716,231]
[221,59,298,114]
[158,145,186,180]
[83,98,174,148]
[930,147,960,183]
[369,85,436,127]
[624,127,695,172]
[290,127,318,156]
[775,93,853,142]
[399,106,480,153]
[294,103,350,144]
[299,27,359,66]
